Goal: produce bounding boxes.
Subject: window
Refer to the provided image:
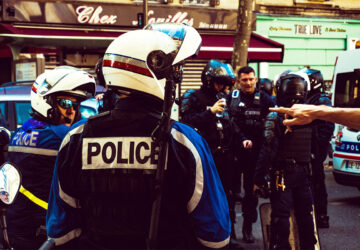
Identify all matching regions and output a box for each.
[15,102,32,128]
[334,72,360,108]
[0,103,6,121]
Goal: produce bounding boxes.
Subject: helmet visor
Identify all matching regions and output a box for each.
[144,23,202,65]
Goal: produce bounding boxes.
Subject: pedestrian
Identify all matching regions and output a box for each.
[254,72,317,250]
[228,66,275,243]
[4,66,96,249]
[46,25,231,249]
[181,59,249,248]
[299,68,334,228]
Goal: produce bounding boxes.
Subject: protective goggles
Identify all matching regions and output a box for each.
[57,98,79,109]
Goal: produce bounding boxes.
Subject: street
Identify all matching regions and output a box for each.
[233,165,360,250]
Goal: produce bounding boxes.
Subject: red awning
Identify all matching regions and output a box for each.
[0,23,284,62]
[199,33,284,62]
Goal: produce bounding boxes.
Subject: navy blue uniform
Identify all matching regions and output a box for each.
[46,97,231,249]
[307,93,334,221]
[228,89,275,225]
[181,87,245,232]
[6,118,71,249]
[255,112,317,250]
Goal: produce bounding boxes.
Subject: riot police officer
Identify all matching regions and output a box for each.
[228,66,275,243]
[5,66,96,249]
[181,59,248,248]
[258,78,273,97]
[298,68,334,228]
[254,73,317,250]
[46,25,231,249]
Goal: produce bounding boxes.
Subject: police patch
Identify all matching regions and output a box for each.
[82,137,159,170]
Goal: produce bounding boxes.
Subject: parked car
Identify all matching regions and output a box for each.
[330,49,360,190]
[0,81,104,133]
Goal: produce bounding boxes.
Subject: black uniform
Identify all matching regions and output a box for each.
[181,86,245,226]
[0,115,10,165]
[255,113,317,250]
[228,89,275,226]
[46,96,231,249]
[307,93,334,225]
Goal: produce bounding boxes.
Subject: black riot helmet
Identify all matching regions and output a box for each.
[201,59,236,90]
[276,73,308,107]
[257,78,273,96]
[297,68,325,97]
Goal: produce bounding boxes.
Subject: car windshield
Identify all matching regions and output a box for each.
[80,105,97,119]
[334,71,360,107]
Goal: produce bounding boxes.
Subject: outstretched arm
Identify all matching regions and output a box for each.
[270,104,360,130]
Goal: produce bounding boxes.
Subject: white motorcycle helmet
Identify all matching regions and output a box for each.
[31,66,96,123]
[102,23,202,102]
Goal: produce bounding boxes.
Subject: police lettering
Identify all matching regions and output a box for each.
[12,131,39,147]
[86,139,158,166]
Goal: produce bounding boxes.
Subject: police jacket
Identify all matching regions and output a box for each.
[228,89,275,150]
[46,96,231,249]
[254,112,313,187]
[6,118,71,238]
[180,87,245,154]
[307,93,335,160]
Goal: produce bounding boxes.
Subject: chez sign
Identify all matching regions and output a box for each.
[4,0,237,30]
[76,5,194,26]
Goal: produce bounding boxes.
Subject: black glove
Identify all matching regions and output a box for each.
[254,175,271,199]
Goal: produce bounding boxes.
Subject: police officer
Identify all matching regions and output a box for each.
[181,59,248,248]
[258,78,273,97]
[228,66,275,243]
[254,73,317,250]
[4,66,96,249]
[298,68,334,228]
[46,25,231,249]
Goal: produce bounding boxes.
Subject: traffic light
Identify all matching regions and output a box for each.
[137,13,144,28]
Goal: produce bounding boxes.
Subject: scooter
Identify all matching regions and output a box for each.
[0,162,22,250]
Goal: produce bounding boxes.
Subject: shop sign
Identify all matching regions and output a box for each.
[295,24,322,35]
[3,0,239,31]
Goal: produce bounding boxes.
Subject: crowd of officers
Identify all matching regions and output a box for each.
[180,61,334,249]
[0,24,334,250]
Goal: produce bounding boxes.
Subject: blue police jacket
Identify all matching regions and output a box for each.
[46,99,231,249]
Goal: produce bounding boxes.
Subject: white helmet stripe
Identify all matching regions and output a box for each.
[103,53,153,78]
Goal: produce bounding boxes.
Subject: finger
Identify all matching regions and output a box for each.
[283,117,297,127]
[269,107,288,113]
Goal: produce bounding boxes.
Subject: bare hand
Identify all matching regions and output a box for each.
[243,140,253,149]
[269,104,318,127]
[210,99,226,115]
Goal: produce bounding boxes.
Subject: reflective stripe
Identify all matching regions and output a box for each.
[0,127,11,138]
[197,236,230,249]
[8,146,58,156]
[170,127,204,214]
[19,185,48,210]
[59,181,80,208]
[53,228,82,246]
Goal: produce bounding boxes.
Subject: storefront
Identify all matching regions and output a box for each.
[0,0,284,84]
[254,15,360,88]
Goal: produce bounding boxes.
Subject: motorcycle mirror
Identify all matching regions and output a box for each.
[0,162,21,206]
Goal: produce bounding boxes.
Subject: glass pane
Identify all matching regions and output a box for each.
[15,102,32,128]
[334,72,360,107]
[0,102,5,120]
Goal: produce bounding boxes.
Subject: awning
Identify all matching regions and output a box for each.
[0,23,284,62]
[199,33,284,62]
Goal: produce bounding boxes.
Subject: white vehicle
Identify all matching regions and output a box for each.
[331,49,360,190]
